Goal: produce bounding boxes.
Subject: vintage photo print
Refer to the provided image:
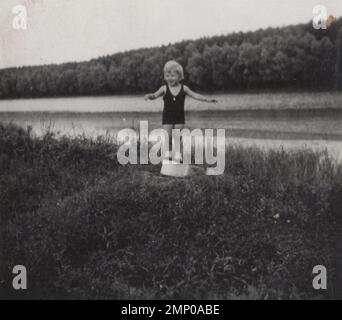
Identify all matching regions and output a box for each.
[0,0,342,304]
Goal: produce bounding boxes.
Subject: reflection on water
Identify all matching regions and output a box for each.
[1,92,342,113]
[1,110,341,163]
[1,94,342,162]
[1,110,342,139]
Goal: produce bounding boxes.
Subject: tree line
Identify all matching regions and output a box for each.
[0,19,341,99]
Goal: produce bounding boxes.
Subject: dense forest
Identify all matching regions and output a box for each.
[0,19,341,99]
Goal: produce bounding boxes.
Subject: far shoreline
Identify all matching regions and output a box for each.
[0,88,340,102]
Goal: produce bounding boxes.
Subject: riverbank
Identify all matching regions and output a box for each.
[1,123,341,299]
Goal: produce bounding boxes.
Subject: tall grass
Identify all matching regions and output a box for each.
[0,123,341,299]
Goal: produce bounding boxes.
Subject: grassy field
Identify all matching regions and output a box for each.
[0,123,341,299]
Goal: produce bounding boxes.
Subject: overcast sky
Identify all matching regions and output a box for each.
[0,0,341,69]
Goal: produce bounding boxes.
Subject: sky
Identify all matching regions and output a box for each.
[0,0,341,69]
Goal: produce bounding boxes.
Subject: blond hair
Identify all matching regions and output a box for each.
[163,60,184,80]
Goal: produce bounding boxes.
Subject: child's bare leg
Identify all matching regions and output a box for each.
[174,124,184,161]
[162,124,173,158]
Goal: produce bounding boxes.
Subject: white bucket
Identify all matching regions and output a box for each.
[160,160,190,177]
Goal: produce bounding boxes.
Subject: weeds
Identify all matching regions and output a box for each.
[0,123,341,299]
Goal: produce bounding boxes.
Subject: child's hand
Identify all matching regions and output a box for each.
[209,99,218,103]
[144,94,154,101]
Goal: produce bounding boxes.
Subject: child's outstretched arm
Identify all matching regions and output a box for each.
[184,86,218,103]
[144,86,166,101]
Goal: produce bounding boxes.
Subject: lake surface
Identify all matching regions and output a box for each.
[1,92,342,161]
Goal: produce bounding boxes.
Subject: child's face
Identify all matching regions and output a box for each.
[164,70,180,86]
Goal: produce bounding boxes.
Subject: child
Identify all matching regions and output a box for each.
[144,60,217,160]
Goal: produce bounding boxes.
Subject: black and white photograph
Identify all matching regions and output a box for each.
[0,0,342,303]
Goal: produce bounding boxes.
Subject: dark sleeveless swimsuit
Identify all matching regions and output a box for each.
[162,84,186,125]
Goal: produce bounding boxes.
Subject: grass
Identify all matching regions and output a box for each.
[0,123,341,300]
